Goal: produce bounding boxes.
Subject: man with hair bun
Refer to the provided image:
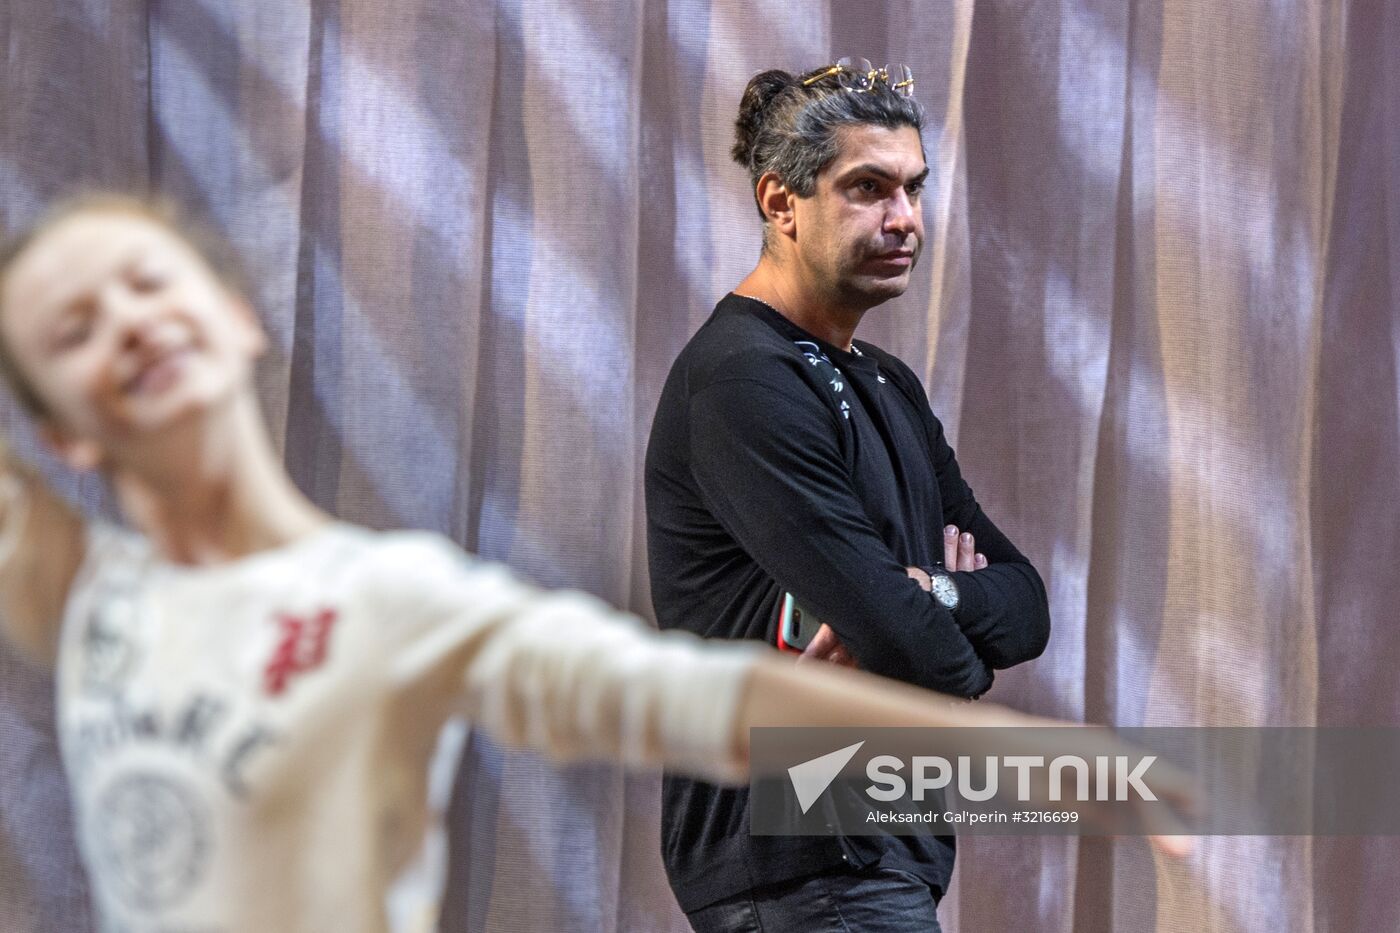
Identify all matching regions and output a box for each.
[646,60,1053,930]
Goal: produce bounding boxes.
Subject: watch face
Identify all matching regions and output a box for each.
[930,574,960,610]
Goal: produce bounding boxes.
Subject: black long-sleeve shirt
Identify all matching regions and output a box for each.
[645,294,1050,912]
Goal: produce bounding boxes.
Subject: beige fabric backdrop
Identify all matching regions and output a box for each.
[1,1,1396,930]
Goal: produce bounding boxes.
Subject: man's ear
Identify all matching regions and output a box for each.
[756,173,798,240]
[39,421,105,472]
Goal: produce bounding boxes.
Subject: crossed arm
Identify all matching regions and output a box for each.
[689,376,1048,695]
[805,523,988,666]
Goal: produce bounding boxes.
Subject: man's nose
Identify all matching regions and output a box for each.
[885,191,920,237]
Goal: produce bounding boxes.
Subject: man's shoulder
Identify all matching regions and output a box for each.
[671,298,812,393]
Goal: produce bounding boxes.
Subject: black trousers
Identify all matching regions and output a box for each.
[685,864,943,933]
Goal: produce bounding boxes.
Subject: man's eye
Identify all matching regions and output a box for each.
[856,179,881,194]
[906,182,924,198]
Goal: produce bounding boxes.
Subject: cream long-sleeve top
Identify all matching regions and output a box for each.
[54,522,758,932]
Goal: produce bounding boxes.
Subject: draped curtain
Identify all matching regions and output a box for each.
[1,1,1396,930]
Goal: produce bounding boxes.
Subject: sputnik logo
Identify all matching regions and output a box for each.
[788,741,865,813]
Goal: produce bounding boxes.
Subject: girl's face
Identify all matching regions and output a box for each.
[0,210,266,466]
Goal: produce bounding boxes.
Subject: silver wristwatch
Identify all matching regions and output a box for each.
[926,566,960,613]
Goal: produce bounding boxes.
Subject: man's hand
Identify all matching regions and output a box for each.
[798,623,858,668]
[906,525,988,592]
[943,524,988,572]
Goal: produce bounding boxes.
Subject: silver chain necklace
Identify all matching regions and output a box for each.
[734,293,864,356]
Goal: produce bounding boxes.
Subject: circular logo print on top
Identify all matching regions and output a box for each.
[91,772,210,911]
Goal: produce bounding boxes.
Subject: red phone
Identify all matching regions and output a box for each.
[777,593,824,653]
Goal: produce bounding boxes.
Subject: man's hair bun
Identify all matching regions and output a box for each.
[731,70,795,168]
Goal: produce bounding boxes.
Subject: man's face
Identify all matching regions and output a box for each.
[0,211,265,461]
[790,123,928,310]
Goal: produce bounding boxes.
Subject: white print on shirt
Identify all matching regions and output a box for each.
[794,340,852,420]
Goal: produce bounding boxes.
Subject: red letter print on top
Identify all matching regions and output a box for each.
[263,609,339,696]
